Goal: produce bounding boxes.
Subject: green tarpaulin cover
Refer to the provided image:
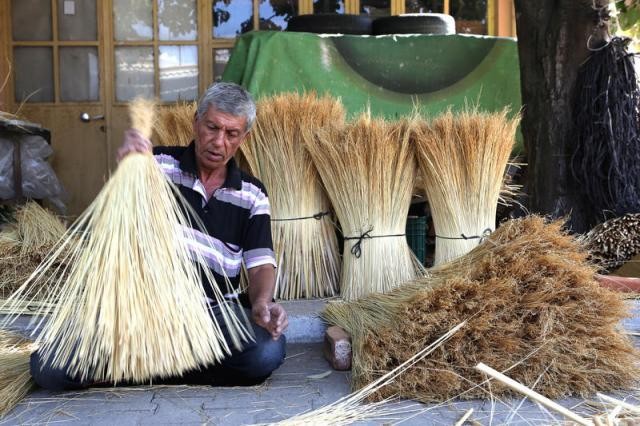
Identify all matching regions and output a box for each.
[223,31,522,152]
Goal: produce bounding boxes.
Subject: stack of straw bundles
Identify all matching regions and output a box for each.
[0,330,36,417]
[0,202,67,302]
[154,101,197,147]
[307,112,424,301]
[414,108,518,265]
[324,216,638,402]
[239,92,342,299]
[0,98,251,386]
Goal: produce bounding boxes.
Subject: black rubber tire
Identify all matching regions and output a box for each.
[372,14,455,35]
[286,14,373,35]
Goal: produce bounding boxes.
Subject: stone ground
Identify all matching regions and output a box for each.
[1,300,639,425]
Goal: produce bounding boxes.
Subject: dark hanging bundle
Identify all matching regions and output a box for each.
[571,34,640,222]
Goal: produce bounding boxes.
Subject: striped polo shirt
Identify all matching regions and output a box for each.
[153,142,276,300]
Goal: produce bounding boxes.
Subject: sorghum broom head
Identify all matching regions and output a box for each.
[0,99,251,383]
[325,216,639,402]
[239,92,343,299]
[154,101,196,147]
[307,111,423,301]
[413,108,518,265]
[0,330,37,418]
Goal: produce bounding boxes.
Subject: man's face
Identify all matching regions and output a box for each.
[193,106,248,173]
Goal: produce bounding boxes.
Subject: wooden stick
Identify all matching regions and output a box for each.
[597,393,640,414]
[454,408,474,426]
[475,363,592,426]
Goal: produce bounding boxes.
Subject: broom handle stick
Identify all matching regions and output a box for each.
[454,408,473,426]
[475,363,592,426]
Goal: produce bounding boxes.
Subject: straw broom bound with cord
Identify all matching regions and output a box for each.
[239,92,342,299]
[0,98,253,415]
[306,111,424,301]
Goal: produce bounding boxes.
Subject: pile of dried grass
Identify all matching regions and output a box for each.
[413,108,518,265]
[0,330,36,417]
[324,216,639,402]
[153,101,196,146]
[0,202,67,301]
[239,92,343,299]
[307,112,424,301]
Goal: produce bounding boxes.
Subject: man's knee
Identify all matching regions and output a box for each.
[30,351,87,391]
[227,332,286,380]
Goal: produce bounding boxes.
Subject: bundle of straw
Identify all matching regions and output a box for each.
[324,216,639,402]
[0,330,36,417]
[0,98,251,384]
[307,112,423,301]
[413,108,518,265]
[0,202,67,301]
[153,101,196,146]
[239,92,343,299]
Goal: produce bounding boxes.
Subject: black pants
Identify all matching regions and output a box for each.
[30,304,286,391]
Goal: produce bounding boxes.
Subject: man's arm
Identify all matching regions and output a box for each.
[248,264,288,340]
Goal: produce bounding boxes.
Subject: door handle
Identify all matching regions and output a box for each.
[80,112,105,122]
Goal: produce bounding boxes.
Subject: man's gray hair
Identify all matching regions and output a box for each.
[196,82,256,131]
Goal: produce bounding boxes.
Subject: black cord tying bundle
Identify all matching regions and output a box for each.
[571,36,640,221]
[435,228,493,243]
[270,211,330,222]
[344,226,406,258]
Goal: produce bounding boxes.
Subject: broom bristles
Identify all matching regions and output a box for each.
[414,107,518,265]
[307,111,424,301]
[239,92,343,299]
[0,101,252,383]
[154,101,196,146]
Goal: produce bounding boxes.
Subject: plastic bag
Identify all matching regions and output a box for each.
[20,136,67,213]
[0,139,15,199]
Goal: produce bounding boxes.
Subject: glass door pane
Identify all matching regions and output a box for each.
[313,0,345,14]
[114,47,155,101]
[260,0,297,31]
[14,47,54,102]
[360,0,390,17]
[113,0,153,41]
[159,0,198,40]
[12,0,52,41]
[60,47,100,101]
[212,0,254,38]
[405,0,443,13]
[159,45,198,101]
[451,0,487,34]
[58,0,98,41]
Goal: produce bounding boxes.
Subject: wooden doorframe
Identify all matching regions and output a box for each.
[1,2,13,112]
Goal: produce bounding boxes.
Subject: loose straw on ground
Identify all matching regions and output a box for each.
[0,97,251,384]
[307,111,424,301]
[239,92,342,299]
[0,330,37,417]
[413,108,518,265]
[475,362,591,426]
[259,322,465,426]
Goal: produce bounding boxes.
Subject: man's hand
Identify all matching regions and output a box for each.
[117,129,152,163]
[252,302,288,340]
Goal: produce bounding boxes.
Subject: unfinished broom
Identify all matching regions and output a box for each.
[0,330,36,417]
[307,112,424,301]
[0,98,251,384]
[238,92,342,299]
[153,101,196,147]
[324,216,639,402]
[413,108,518,265]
